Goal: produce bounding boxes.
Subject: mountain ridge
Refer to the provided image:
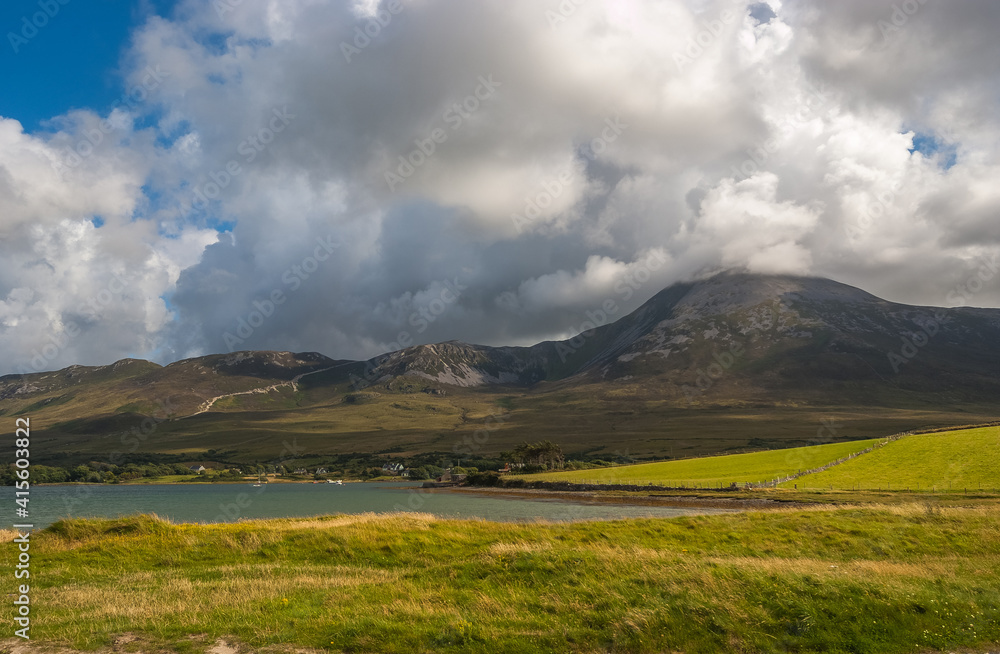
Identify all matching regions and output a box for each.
[3,271,998,465]
[2,271,986,386]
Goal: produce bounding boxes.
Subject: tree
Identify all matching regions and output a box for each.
[71,465,92,482]
[510,441,564,470]
[408,467,430,480]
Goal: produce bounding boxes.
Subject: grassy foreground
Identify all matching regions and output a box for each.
[517,438,882,487]
[5,506,1000,653]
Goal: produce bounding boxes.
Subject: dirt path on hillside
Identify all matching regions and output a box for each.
[179,363,350,419]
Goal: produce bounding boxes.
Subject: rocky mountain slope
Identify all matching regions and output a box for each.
[350,272,1000,402]
[3,272,998,463]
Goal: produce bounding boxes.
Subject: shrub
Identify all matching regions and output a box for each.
[465,471,501,487]
[408,467,430,480]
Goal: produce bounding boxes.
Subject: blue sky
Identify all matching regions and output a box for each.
[909,132,958,170]
[0,0,178,132]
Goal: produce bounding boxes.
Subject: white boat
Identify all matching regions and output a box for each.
[251,473,265,487]
[328,479,343,485]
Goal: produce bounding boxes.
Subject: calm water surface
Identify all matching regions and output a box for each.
[17,482,729,528]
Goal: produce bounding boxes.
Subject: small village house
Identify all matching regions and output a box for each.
[382,462,405,475]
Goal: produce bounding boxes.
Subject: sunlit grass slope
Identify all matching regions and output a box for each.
[518,438,882,487]
[782,426,1000,491]
[10,507,1000,654]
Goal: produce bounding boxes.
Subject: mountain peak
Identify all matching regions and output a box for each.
[350,270,1000,396]
[668,271,881,318]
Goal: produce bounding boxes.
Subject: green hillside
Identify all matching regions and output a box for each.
[8,350,984,467]
[782,426,1000,491]
[518,438,882,487]
[8,270,1000,467]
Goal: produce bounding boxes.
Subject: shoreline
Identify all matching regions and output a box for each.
[19,478,413,487]
[439,484,798,510]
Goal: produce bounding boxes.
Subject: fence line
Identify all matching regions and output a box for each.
[746,431,911,489]
[497,424,999,492]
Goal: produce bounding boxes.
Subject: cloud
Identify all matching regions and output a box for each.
[694,173,820,274]
[0,115,217,374]
[2,0,1000,373]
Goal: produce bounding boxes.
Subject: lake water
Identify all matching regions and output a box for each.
[16,482,728,528]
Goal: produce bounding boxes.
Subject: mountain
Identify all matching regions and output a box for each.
[3,272,998,465]
[353,271,1000,402]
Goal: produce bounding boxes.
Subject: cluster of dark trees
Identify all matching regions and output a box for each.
[336,453,506,480]
[0,461,198,485]
[0,451,512,485]
[1,446,639,486]
[501,441,565,470]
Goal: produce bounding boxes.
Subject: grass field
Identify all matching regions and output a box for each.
[781,426,1000,491]
[6,507,1000,654]
[517,438,883,487]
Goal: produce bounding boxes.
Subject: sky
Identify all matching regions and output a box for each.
[1,0,999,375]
